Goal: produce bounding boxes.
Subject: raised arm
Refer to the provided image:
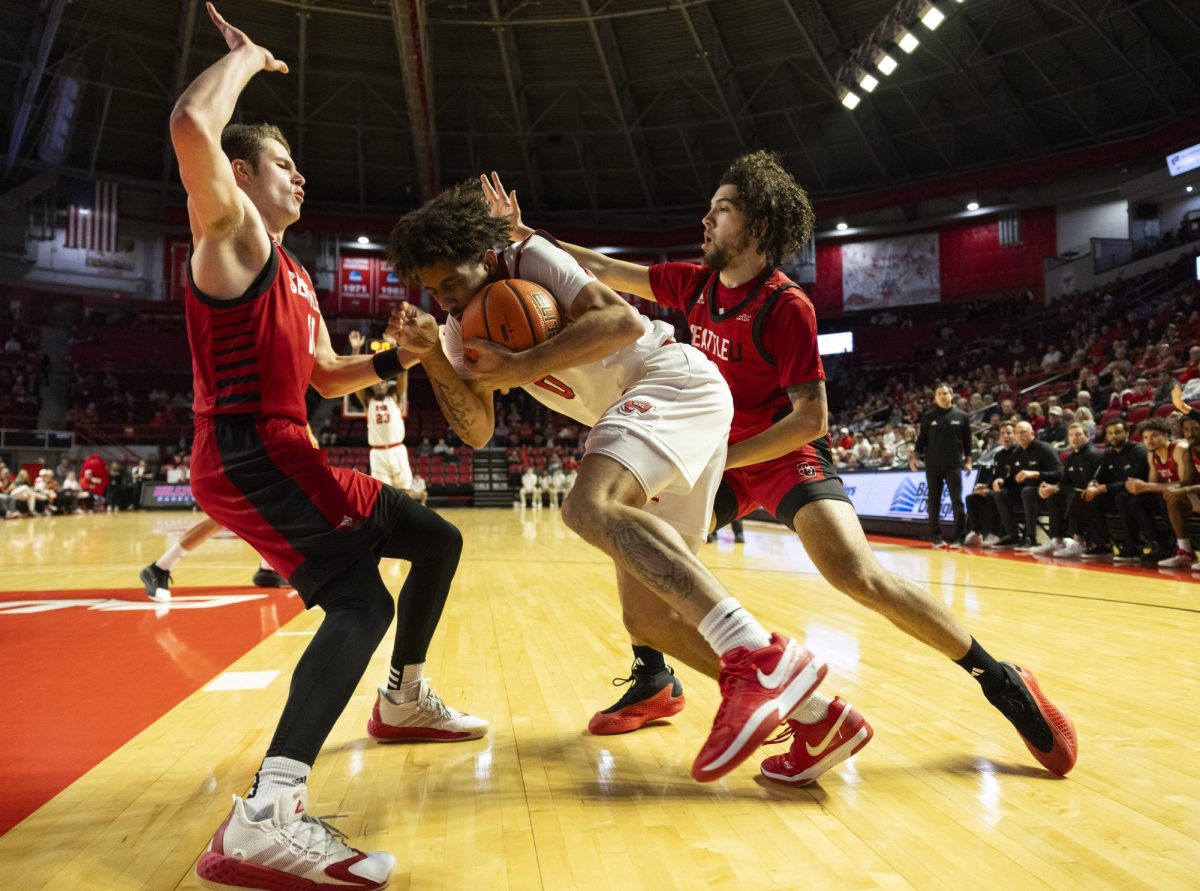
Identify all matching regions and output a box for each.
[481,171,654,300]
[170,4,289,298]
[345,329,373,409]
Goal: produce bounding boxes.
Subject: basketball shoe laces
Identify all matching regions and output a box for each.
[414,686,454,721]
[762,723,797,746]
[607,665,667,710]
[282,811,355,860]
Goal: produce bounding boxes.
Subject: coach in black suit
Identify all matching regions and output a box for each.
[911,383,973,547]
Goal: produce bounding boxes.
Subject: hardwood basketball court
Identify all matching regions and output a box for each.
[0,508,1195,890]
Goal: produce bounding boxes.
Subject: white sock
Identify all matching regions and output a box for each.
[787,692,833,724]
[155,542,188,572]
[243,755,310,820]
[387,662,424,702]
[698,597,771,656]
[1179,538,1192,552]
[259,557,274,571]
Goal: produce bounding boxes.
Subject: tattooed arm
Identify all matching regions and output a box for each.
[387,301,496,447]
[422,352,496,448]
[723,380,829,470]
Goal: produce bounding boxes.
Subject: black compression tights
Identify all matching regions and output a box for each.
[266,496,463,764]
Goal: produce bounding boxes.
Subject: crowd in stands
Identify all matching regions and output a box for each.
[0,319,48,425]
[821,262,1198,473]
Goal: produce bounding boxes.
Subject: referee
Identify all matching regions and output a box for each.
[910,383,973,548]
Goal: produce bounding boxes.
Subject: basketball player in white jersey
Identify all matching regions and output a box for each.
[386,182,838,784]
[548,467,568,507]
[518,466,539,508]
[348,330,412,492]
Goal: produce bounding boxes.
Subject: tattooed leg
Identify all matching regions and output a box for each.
[561,454,729,625]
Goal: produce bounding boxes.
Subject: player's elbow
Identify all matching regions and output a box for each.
[612,302,644,341]
[169,104,204,142]
[463,430,492,450]
[308,365,338,399]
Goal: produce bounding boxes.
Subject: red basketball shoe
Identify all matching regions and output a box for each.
[691,634,826,783]
[588,666,685,735]
[985,663,1078,775]
[759,697,873,786]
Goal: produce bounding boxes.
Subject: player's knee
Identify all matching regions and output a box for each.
[560,491,602,539]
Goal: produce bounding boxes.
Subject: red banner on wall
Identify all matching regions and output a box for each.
[375,259,409,308]
[339,256,374,299]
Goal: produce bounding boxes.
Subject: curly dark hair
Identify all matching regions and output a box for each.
[1137,417,1172,437]
[387,181,510,282]
[718,150,814,267]
[220,123,290,168]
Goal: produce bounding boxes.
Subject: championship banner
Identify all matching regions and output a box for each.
[375,259,410,309]
[841,469,978,521]
[338,256,374,313]
[841,233,939,312]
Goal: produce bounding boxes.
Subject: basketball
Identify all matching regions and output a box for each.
[460,278,563,361]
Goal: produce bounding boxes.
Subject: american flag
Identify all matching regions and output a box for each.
[64,179,119,253]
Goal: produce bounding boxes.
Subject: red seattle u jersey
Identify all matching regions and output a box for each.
[1151,444,1182,484]
[186,240,321,424]
[650,262,824,444]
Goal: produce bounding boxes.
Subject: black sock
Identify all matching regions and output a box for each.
[632,645,666,674]
[954,638,1008,695]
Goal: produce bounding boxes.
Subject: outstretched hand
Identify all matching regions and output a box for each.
[347,330,365,353]
[480,171,532,241]
[206,2,289,73]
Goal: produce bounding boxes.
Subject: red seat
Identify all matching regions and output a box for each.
[1127,405,1151,426]
[1153,403,1176,417]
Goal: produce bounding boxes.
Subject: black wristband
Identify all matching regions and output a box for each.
[371,348,403,380]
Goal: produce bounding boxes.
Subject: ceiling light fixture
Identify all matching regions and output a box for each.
[836,222,849,231]
[874,49,898,75]
[357,235,370,245]
[857,70,879,93]
[896,27,920,52]
[919,2,945,29]
[839,88,861,110]
[967,201,980,211]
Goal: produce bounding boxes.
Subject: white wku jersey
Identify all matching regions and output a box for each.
[442,233,676,427]
[366,395,406,446]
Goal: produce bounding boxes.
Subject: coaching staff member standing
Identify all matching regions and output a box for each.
[911,383,973,548]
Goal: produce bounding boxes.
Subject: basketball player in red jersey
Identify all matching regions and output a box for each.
[173,7,483,888]
[386,183,832,786]
[483,152,1078,781]
[1127,416,1194,567]
[1166,388,1200,570]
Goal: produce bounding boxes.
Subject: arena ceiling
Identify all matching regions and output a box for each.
[1,0,1198,229]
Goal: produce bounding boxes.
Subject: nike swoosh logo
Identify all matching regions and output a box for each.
[805,707,850,756]
[756,640,800,690]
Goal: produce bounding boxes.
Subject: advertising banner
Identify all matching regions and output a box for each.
[842,233,940,312]
[841,469,978,521]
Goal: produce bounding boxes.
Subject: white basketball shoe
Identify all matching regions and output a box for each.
[196,784,395,890]
[367,679,488,742]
